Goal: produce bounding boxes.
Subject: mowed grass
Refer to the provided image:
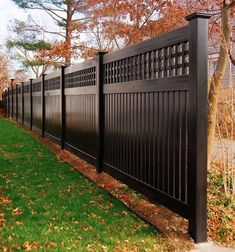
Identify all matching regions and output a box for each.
[0,119,159,251]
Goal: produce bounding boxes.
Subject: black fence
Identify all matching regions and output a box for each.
[2,12,210,243]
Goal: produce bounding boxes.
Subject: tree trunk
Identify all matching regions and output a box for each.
[65,1,73,65]
[207,1,231,168]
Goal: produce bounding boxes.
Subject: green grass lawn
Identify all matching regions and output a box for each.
[0,119,160,251]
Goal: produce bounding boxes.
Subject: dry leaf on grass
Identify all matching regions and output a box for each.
[0,218,7,228]
[23,241,39,251]
[12,207,22,216]
[0,196,11,204]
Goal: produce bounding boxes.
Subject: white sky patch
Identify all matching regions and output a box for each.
[0,0,87,76]
[0,0,64,76]
[0,0,62,44]
[0,0,26,43]
[26,9,64,42]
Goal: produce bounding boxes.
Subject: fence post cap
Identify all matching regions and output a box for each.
[185,12,211,21]
[96,51,107,56]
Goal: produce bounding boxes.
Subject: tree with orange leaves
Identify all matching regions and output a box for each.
[85,0,234,167]
[13,0,91,65]
[0,54,9,94]
[77,0,193,58]
[22,0,234,166]
[92,0,187,46]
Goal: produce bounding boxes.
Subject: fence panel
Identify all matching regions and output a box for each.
[3,12,210,243]
[64,59,98,165]
[44,72,61,142]
[8,88,12,118]
[32,80,42,133]
[102,26,190,217]
[23,83,30,127]
[1,91,7,113]
[13,87,16,119]
[17,85,22,122]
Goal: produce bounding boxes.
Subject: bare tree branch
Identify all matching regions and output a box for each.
[30,20,66,39]
[228,49,235,65]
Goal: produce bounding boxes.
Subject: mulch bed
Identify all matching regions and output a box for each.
[1,112,193,245]
[0,109,6,118]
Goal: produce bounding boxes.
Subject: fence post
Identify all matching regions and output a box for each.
[60,66,66,149]
[186,12,211,243]
[11,79,14,119]
[30,79,33,130]
[96,51,106,173]
[41,74,45,137]
[16,84,18,121]
[22,82,24,124]
[7,87,9,118]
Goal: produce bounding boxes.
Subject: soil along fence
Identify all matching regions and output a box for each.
[2,12,211,243]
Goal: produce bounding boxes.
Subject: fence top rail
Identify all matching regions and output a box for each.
[23,81,30,86]
[32,78,41,85]
[65,57,97,75]
[44,70,60,81]
[103,25,188,64]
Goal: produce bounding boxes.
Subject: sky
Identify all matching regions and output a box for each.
[0,0,61,76]
[0,0,86,77]
[0,0,61,44]
[0,0,26,44]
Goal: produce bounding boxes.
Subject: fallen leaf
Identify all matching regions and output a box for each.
[16,221,23,225]
[48,241,57,247]
[0,218,7,228]
[23,241,38,251]
[80,225,93,231]
[1,197,11,204]
[2,246,8,252]
[12,207,22,216]
[28,200,33,206]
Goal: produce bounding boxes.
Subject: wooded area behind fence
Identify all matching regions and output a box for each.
[1,12,210,243]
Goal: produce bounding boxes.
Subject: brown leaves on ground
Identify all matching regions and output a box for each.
[15,221,23,225]
[207,163,235,247]
[80,225,93,231]
[32,131,192,248]
[2,241,39,252]
[0,212,7,229]
[23,241,39,251]
[1,196,11,205]
[2,151,19,160]
[0,190,11,229]
[0,211,4,218]
[12,207,22,216]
